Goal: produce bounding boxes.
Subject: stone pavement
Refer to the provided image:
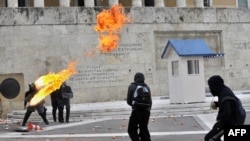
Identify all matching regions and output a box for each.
[0,92,250,141]
[1,112,250,141]
[0,115,209,141]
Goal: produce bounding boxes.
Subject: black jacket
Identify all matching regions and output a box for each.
[24,83,45,107]
[127,72,152,110]
[50,88,61,100]
[24,88,37,107]
[60,83,73,99]
[208,75,237,125]
[215,86,237,125]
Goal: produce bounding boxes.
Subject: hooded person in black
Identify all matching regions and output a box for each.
[127,72,152,141]
[204,75,238,141]
[21,83,49,126]
[58,82,73,123]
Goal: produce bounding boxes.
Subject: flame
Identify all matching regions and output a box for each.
[29,61,77,106]
[95,4,131,53]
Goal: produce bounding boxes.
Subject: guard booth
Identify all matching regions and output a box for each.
[161,39,223,104]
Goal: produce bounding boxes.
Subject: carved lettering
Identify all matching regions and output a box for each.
[69,65,123,88]
[104,43,143,57]
[233,41,250,50]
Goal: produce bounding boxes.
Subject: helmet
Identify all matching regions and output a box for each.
[29,82,35,89]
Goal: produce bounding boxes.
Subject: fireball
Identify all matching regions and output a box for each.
[29,61,77,106]
[95,4,131,53]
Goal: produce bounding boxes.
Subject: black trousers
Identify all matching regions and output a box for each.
[51,98,61,122]
[22,104,48,126]
[58,98,70,122]
[128,110,151,141]
[204,121,224,141]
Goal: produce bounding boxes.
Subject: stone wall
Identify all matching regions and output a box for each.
[1,7,250,107]
[0,73,24,116]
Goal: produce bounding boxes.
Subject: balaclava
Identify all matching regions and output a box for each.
[208,75,224,96]
[134,72,145,83]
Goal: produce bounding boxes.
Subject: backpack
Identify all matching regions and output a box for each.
[132,84,151,109]
[222,96,246,125]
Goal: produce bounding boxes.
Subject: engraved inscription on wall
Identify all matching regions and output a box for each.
[233,41,250,50]
[104,43,143,57]
[70,43,144,87]
[69,65,123,88]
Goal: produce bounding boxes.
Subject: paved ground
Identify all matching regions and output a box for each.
[0,112,249,141]
[0,94,249,141]
[0,116,206,141]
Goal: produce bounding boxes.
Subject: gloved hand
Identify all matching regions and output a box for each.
[210,102,217,110]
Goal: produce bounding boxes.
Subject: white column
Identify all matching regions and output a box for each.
[109,0,119,7]
[209,0,213,7]
[34,0,45,7]
[176,0,186,7]
[248,0,250,8]
[195,0,204,8]
[155,0,165,7]
[132,0,142,7]
[59,0,70,7]
[84,0,95,7]
[7,0,18,7]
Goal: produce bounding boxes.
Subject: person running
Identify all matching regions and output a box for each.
[21,83,49,126]
[204,75,245,141]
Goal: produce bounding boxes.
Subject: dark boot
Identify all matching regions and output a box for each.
[21,111,32,126]
[66,108,70,123]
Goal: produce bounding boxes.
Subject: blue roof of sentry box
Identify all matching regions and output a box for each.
[161,39,224,58]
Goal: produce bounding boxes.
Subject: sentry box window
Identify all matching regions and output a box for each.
[172,61,179,76]
[187,60,199,74]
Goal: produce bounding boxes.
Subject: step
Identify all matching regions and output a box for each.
[7,96,250,123]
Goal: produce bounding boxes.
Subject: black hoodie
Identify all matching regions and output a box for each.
[208,75,237,125]
[127,72,152,110]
